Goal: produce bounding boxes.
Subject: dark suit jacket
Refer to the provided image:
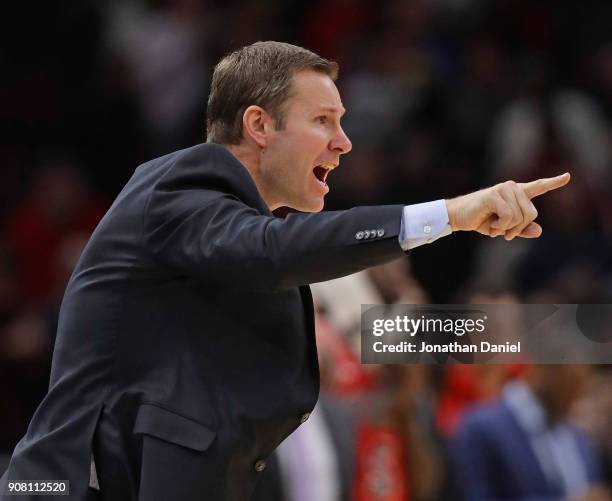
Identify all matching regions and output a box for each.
[250,393,357,501]
[1,144,405,501]
[452,400,603,501]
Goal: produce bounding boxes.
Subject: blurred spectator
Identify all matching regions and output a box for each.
[353,365,443,501]
[434,291,526,437]
[490,83,611,187]
[514,173,610,302]
[107,0,210,153]
[311,259,429,397]
[367,258,430,305]
[572,368,612,489]
[4,162,106,309]
[436,365,510,438]
[314,303,378,397]
[453,366,610,501]
[0,245,18,327]
[302,0,371,60]
[0,310,52,455]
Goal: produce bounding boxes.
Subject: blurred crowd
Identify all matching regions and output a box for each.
[1,0,611,499]
[250,268,612,501]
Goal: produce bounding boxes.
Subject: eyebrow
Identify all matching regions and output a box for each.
[318,106,346,117]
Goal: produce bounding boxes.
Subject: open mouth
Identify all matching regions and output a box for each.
[313,162,337,187]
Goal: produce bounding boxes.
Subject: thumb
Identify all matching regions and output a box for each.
[518,222,543,238]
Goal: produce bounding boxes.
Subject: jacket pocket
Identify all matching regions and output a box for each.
[133,403,216,452]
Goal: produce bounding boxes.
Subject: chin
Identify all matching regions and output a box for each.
[305,198,325,213]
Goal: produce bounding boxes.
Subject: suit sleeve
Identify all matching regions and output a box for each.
[142,182,406,292]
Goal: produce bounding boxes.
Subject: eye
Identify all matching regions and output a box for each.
[316,116,328,125]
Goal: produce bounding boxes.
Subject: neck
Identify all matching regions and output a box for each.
[224,142,280,210]
[527,379,562,423]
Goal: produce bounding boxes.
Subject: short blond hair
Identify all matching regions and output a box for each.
[206,41,338,144]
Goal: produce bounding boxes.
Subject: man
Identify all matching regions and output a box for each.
[0,41,569,501]
[453,366,609,501]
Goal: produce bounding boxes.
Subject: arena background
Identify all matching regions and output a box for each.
[1,1,611,499]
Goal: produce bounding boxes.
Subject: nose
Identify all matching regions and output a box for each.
[330,125,352,155]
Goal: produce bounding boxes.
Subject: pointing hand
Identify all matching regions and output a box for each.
[445,173,571,240]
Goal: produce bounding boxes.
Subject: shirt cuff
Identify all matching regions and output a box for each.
[398,199,452,251]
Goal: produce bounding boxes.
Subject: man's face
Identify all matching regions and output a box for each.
[532,365,592,420]
[259,70,352,212]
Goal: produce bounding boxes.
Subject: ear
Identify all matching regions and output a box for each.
[242,105,273,149]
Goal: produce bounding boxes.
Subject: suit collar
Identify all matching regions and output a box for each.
[199,142,273,217]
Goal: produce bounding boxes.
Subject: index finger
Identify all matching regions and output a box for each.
[519,172,571,199]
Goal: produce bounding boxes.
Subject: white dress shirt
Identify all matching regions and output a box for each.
[399,199,452,250]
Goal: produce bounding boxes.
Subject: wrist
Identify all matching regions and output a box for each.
[444,198,460,232]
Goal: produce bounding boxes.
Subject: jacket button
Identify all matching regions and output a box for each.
[299,412,311,424]
[254,459,266,472]
[355,231,364,240]
[377,228,385,237]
